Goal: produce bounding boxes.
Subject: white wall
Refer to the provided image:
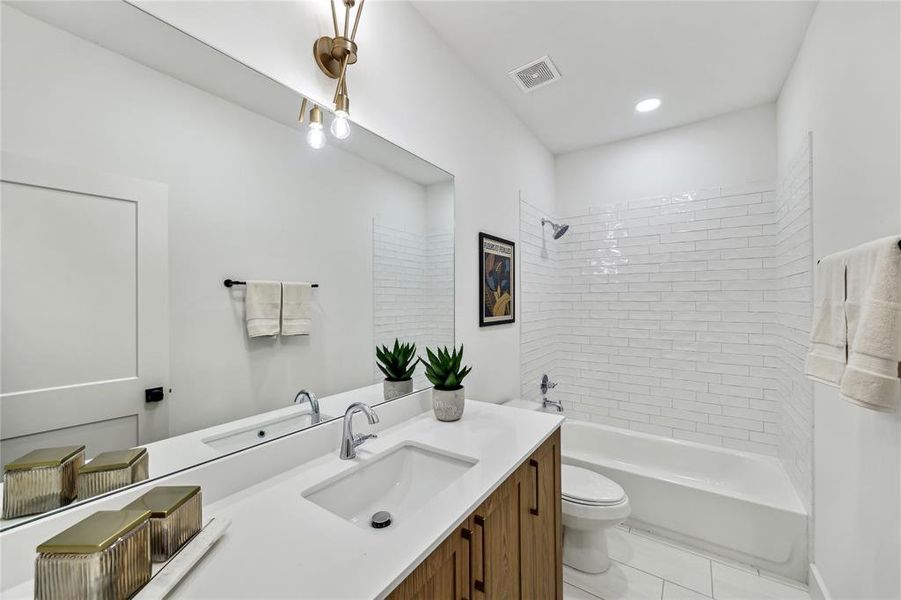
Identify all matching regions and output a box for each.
[1,6,440,435]
[132,0,557,404]
[777,1,901,598]
[556,104,776,214]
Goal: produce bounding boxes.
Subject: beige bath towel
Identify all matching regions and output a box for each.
[840,237,901,411]
[281,282,313,336]
[245,280,281,337]
[806,252,848,386]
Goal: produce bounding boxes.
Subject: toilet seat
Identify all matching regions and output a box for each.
[562,465,626,506]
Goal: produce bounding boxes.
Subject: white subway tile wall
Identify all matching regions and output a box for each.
[373,221,454,389]
[771,137,813,509]
[520,167,812,508]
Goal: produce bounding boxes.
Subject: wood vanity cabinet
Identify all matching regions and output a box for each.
[388,427,562,600]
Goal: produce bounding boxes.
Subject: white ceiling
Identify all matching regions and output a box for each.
[412,1,817,154]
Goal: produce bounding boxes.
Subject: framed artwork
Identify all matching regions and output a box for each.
[479,232,515,327]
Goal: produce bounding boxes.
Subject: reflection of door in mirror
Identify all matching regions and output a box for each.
[0,154,170,462]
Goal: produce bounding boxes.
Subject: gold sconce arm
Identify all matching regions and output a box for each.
[314,0,364,115]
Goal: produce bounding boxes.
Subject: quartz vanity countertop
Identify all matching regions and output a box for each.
[165,400,563,599]
[0,385,389,530]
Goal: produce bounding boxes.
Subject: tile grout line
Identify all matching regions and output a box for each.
[619,527,807,598]
[563,578,606,600]
[628,526,765,576]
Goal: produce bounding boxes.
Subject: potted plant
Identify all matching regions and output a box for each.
[376,339,419,400]
[421,345,472,421]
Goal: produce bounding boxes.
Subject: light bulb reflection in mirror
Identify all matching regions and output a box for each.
[306,122,326,149]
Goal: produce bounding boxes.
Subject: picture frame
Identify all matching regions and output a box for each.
[479,232,515,327]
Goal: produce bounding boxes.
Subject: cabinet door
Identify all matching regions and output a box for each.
[520,429,563,600]
[388,522,471,600]
[471,475,521,600]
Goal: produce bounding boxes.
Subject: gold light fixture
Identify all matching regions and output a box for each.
[313,0,364,139]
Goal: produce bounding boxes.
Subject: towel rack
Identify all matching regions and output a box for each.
[817,238,901,264]
[224,279,319,288]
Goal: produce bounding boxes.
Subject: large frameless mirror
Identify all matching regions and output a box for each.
[0,0,453,529]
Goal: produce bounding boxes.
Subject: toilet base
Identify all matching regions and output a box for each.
[563,526,611,574]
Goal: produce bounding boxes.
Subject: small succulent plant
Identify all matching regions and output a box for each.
[376,339,418,382]
[421,345,472,391]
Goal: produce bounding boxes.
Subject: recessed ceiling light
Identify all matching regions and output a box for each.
[635,98,661,113]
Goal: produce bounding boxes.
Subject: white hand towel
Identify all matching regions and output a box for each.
[281,282,313,336]
[840,236,901,411]
[245,280,281,338]
[805,252,848,385]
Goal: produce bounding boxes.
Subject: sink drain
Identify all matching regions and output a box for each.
[371,511,392,529]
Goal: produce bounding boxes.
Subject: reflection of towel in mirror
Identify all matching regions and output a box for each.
[245,281,281,337]
[282,282,313,336]
[806,253,847,385]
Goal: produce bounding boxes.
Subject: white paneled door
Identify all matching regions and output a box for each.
[0,153,169,462]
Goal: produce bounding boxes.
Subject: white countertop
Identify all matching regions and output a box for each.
[0,384,391,530]
[167,400,562,599]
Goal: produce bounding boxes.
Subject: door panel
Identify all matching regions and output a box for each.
[0,153,169,458]
[2,183,137,392]
[0,415,137,463]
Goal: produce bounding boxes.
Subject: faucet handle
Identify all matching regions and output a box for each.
[354,433,378,445]
[540,374,558,394]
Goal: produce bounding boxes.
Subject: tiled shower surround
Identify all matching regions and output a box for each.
[521,149,812,507]
[373,221,454,389]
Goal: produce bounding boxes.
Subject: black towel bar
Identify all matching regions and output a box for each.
[224,279,319,288]
[817,238,901,264]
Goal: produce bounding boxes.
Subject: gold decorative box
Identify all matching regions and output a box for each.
[2,446,85,519]
[34,509,151,600]
[77,448,149,500]
[124,486,202,562]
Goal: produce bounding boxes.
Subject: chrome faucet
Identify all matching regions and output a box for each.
[540,374,563,413]
[339,402,380,460]
[294,389,321,425]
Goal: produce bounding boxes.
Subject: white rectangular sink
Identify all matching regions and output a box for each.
[203,412,333,453]
[302,443,477,530]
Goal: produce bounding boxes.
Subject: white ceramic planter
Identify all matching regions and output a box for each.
[383,379,414,401]
[432,387,465,421]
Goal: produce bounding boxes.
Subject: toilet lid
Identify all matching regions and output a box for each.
[562,465,626,506]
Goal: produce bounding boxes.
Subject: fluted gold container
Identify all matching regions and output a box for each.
[123,486,202,562]
[77,448,148,500]
[34,509,151,600]
[3,446,85,519]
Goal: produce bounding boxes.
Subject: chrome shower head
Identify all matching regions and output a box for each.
[541,218,570,240]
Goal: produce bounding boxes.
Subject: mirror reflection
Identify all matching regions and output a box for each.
[0,0,453,528]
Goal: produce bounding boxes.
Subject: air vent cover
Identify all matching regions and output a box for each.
[509,56,561,93]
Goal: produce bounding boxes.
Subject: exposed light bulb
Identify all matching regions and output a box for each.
[330,111,351,139]
[635,98,662,113]
[306,122,326,149]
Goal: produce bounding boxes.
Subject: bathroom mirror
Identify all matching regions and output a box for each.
[0,0,454,529]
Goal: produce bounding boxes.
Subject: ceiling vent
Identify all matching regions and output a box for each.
[508,56,561,93]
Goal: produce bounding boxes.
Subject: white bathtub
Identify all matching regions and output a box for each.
[503,401,808,581]
[563,420,808,580]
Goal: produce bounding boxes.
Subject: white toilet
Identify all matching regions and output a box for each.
[561,464,631,574]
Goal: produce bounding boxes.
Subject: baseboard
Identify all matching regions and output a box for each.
[808,564,831,600]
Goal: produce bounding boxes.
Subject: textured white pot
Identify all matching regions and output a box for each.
[432,387,465,421]
[383,379,414,401]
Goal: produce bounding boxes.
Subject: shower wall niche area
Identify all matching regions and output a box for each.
[520,164,813,503]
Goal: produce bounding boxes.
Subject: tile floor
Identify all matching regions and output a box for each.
[563,526,811,600]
